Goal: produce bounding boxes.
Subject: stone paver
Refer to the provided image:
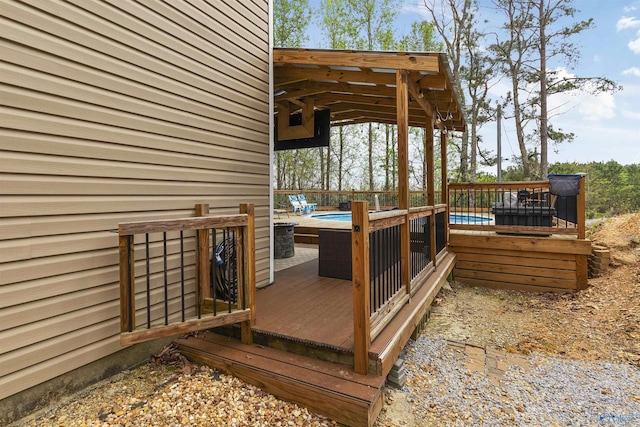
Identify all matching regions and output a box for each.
[273,245,318,272]
[446,341,530,384]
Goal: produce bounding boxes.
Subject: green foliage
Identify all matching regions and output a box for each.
[320,0,359,49]
[549,161,640,218]
[398,21,444,52]
[502,165,526,182]
[273,0,312,47]
[347,0,400,50]
[475,172,497,183]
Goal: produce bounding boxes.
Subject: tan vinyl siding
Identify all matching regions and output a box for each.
[0,0,271,400]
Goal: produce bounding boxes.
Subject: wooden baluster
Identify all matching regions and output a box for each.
[118,233,135,335]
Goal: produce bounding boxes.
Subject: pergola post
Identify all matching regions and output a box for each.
[396,70,410,295]
[425,119,436,266]
[441,131,449,239]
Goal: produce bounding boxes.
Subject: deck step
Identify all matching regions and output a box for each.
[294,225,320,244]
[176,332,384,427]
[294,233,318,244]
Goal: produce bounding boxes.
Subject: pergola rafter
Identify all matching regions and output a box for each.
[274,48,465,132]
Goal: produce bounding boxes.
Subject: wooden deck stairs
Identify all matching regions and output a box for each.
[293,225,320,244]
[176,332,384,427]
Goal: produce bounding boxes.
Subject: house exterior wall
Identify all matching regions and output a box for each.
[0,0,271,404]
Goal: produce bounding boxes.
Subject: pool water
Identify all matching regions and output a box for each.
[310,213,353,221]
[310,212,491,223]
[450,213,491,224]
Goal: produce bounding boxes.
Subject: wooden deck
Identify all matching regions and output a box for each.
[177,249,457,426]
[450,229,591,292]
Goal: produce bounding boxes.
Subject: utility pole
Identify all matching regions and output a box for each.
[497,104,502,182]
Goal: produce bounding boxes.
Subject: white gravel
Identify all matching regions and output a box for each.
[402,337,640,427]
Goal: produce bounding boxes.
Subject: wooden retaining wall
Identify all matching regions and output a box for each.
[449,232,591,292]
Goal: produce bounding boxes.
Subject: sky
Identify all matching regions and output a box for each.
[302,0,640,168]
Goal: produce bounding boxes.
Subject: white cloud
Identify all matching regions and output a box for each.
[593,54,601,62]
[401,0,459,26]
[623,66,640,76]
[547,68,617,121]
[629,30,640,53]
[576,92,617,120]
[616,82,640,120]
[617,16,640,31]
[624,2,639,13]
[621,108,640,120]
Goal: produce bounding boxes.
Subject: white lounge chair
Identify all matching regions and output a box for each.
[288,195,308,215]
[297,194,317,212]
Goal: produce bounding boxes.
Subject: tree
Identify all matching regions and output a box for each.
[399,21,443,193]
[490,0,537,180]
[273,0,312,48]
[549,160,640,218]
[460,8,497,182]
[320,0,360,194]
[346,0,400,190]
[273,0,312,189]
[491,0,620,180]
[534,0,619,178]
[422,0,475,182]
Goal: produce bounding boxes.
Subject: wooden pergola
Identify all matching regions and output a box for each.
[273,47,466,207]
[274,48,466,374]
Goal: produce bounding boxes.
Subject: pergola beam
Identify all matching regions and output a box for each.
[327,103,430,120]
[276,81,398,101]
[407,73,434,118]
[274,49,440,73]
[329,112,441,128]
[276,66,397,87]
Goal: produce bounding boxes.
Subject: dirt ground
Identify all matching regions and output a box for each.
[422,213,640,366]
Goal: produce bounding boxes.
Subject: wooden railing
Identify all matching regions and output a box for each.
[274,189,443,211]
[118,204,255,346]
[448,178,586,238]
[350,201,444,374]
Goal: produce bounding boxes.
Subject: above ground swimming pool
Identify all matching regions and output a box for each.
[309,212,492,224]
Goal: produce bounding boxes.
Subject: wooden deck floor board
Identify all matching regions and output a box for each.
[256,259,355,350]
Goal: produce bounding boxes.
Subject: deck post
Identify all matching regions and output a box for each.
[351,201,371,375]
[577,175,586,240]
[239,203,256,344]
[576,176,588,290]
[396,70,411,296]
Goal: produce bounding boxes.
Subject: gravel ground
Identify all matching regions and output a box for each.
[19,338,639,427]
[15,362,339,427]
[386,337,640,427]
